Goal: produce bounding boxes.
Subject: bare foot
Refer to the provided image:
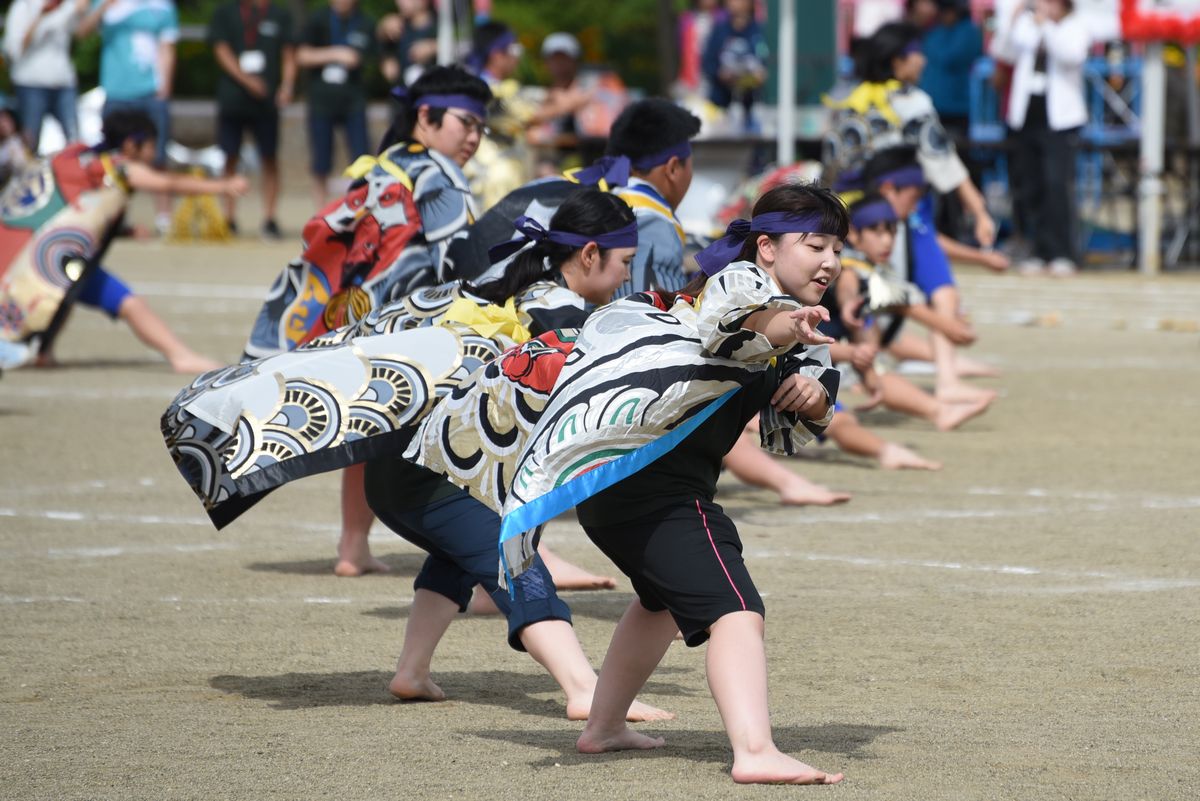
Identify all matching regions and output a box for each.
[387,670,446,702]
[732,750,844,785]
[779,476,852,506]
[540,547,617,591]
[566,692,676,723]
[934,395,992,432]
[333,554,392,577]
[878,442,941,471]
[169,352,223,375]
[936,384,997,405]
[955,355,1002,378]
[467,586,501,615]
[577,725,666,753]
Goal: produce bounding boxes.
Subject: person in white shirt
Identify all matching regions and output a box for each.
[2,0,87,151]
[994,0,1090,276]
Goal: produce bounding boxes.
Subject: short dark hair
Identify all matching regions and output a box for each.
[735,183,850,262]
[854,22,922,83]
[379,65,493,152]
[466,188,636,304]
[98,110,158,152]
[862,145,919,190]
[470,20,513,66]
[605,98,701,166]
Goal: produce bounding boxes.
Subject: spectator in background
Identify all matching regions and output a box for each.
[208,0,296,239]
[994,0,1089,277]
[918,0,982,240]
[919,1,980,141]
[702,0,767,133]
[77,0,179,236]
[3,0,86,152]
[0,107,32,188]
[676,0,721,97]
[378,0,437,86]
[530,32,589,143]
[298,0,374,208]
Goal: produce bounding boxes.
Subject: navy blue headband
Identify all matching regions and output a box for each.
[694,212,839,277]
[571,155,630,188]
[873,164,925,190]
[390,88,488,121]
[900,39,922,57]
[630,140,691,172]
[850,199,897,229]
[466,30,517,73]
[488,215,639,264]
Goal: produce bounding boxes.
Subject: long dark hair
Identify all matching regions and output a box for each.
[854,22,922,83]
[378,65,492,153]
[465,189,636,304]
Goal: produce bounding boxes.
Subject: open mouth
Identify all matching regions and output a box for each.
[811,276,831,289]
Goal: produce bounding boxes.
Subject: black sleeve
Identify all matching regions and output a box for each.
[526,304,589,336]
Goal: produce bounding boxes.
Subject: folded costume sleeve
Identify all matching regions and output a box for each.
[757,344,840,455]
[695,262,804,363]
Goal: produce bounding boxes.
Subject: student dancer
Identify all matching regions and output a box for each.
[856,146,998,400]
[236,65,490,578]
[562,183,848,784]
[1,110,246,372]
[829,190,992,431]
[364,190,667,720]
[827,24,1003,399]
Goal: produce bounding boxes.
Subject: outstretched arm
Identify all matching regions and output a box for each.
[124,162,249,196]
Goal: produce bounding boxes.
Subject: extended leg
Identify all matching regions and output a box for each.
[707,611,843,785]
[334,464,389,577]
[577,599,678,753]
[117,295,221,374]
[724,433,850,505]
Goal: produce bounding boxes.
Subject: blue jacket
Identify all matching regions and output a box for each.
[919,18,982,119]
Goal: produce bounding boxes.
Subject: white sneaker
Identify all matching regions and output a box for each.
[1048,258,1078,278]
[1016,258,1046,276]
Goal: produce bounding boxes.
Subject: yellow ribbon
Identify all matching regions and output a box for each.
[343,153,414,191]
[439,297,532,343]
[822,80,903,127]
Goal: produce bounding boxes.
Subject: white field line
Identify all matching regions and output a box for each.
[0,506,341,546]
[1,385,181,401]
[130,281,269,300]
[1,593,413,606]
[745,549,1200,594]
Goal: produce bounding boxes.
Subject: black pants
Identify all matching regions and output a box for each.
[1012,95,1080,262]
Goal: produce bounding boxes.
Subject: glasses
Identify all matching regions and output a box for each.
[449,111,491,137]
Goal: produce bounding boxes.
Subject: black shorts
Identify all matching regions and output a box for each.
[217,109,280,161]
[582,498,764,647]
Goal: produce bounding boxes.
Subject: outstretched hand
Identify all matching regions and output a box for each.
[224,175,250,197]
[788,307,835,346]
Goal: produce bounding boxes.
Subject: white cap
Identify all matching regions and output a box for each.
[541,32,581,59]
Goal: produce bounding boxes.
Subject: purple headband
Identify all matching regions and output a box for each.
[850,199,897,229]
[390,88,488,121]
[874,164,925,190]
[695,212,840,277]
[488,215,639,264]
[900,39,923,57]
[466,30,518,73]
[571,155,631,188]
[630,140,692,172]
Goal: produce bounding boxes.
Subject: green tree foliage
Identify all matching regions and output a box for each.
[40,0,677,99]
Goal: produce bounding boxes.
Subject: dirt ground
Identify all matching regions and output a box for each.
[2,216,1199,800]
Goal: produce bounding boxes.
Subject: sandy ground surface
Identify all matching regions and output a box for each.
[3,218,1199,800]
